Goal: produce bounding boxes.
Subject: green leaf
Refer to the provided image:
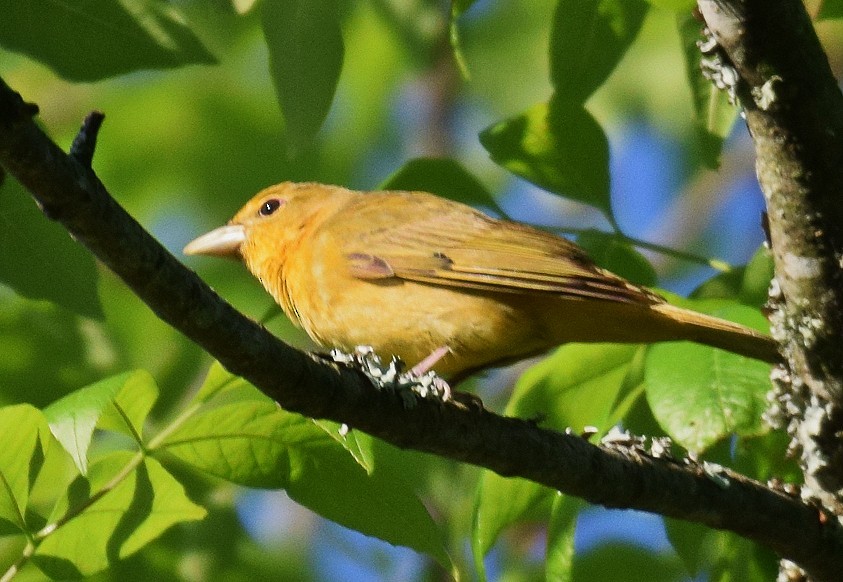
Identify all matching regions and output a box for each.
[508,343,640,432]
[32,452,206,580]
[472,474,552,577]
[0,0,215,81]
[664,517,707,576]
[573,541,686,581]
[0,179,102,319]
[817,0,843,20]
[480,99,613,220]
[545,495,583,582]
[313,420,375,473]
[0,295,105,407]
[678,13,739,168]
[738,246,775,308]
[550,0,648,103]
[643,0,695,10]
[665,519,777,581]
[690,268,745,302]
[44,371,158,475]
[576,230,658,287]
[645,303,772,452]
[380,157,502,213]
[472,344,637,569]
[0,405,53,533]
[262,0,344,152]
[607,347,649,426]
[158,388,314,488]
[193,361,242,403]
[691,246,773,309]
[731,432,801,484]
[160,377,450,566]
[452,0,479,15]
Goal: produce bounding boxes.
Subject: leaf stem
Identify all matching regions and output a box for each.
[145,402,204,451]
[35,450,146,541]
[112,401,147,452]
[555,227,735,272]
[0,541,35,582]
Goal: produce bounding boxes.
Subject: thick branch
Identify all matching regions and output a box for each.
[699,0,843,401]
[698,0,843,519]
[1,77,842,580]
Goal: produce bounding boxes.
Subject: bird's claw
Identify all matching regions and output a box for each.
[329,346,452,407]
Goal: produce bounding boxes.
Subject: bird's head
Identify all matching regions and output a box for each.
[183,182,353,262]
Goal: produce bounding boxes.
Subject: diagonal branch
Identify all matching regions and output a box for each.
[0,77,841,580]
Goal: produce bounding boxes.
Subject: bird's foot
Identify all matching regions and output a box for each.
[329,346,451,407]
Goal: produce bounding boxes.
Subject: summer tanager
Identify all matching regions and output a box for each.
[184,182,779,380]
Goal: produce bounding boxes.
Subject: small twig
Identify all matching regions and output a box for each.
[69,111,105,168]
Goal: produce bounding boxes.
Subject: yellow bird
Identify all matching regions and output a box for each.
[184,182,778,380]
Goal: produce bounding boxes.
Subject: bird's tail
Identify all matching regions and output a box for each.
[652,302,780,363]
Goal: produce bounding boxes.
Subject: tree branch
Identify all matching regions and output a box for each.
[1,76,841,579]
[698,0,843,520]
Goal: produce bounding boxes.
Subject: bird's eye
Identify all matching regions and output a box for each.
[259,198,283,216]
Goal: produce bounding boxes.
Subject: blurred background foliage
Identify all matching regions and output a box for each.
[1,0,842,580]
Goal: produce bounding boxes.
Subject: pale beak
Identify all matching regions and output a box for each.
[183,224,246,258]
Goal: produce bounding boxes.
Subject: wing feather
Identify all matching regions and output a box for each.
[338,191,659,305]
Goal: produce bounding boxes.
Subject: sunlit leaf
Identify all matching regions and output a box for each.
[508,343,639,432]
[678,13,739,168]
[32,452,205,579]
[550,0,648,103]
[159,391,313,487]
[262,0,344,152]
[232,0,259,14]
[314,419,375,473]
[44,371,158,474]
[480,100,612,219]
[160,376,450,566]
[0,0,215,81]
[0,405,53,532]
[0,179,102,319]
[193,361,242,403]
[645,303,772,451]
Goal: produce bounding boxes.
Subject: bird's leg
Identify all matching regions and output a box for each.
[402,346,452,402]
[410,346,451,376]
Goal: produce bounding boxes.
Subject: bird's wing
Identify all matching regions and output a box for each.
[339,194,659,305]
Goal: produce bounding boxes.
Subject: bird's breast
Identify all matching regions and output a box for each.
[283,256,550,377]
